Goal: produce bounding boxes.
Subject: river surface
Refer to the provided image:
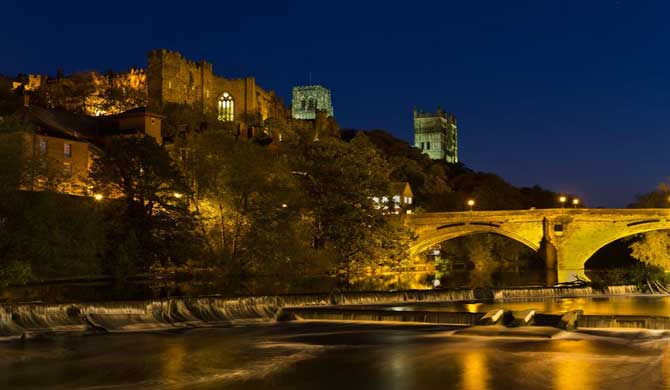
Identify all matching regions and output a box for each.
[0,321,669,390]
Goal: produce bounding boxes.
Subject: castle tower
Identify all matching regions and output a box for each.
[291,85,334,120]
[413,107,458,163]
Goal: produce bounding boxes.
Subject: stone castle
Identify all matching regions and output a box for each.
[413,107,458,163]
[12,50,338,140]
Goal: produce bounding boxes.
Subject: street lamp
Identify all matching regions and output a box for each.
[559,196,567,208]
[174,192,183,199]
[467,199,475,212]
[93,193,103,201]
[572,198,580,208]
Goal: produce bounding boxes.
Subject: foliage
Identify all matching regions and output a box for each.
[291,133,413,274]
[440,233,544,288]
[627,183,670,272]
[349,129,561,211]
[191,130,313,274]
[629,230,670,271]
[90,136,201,268]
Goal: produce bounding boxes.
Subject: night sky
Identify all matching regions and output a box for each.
[2,0,668,207]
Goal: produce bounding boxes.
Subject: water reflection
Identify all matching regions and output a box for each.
[553,341,595,390]
[0,323,667,389]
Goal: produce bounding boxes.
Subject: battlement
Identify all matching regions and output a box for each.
[148,49,213,72]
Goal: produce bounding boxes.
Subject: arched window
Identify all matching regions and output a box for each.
[307,97,316,110]
[301,98,307,110]
[218,92,234,122]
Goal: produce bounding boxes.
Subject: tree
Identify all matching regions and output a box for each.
[291,133,412,275]
[90,136,200,269]
[629,230,670,271]
[628,182,670,271]
[192,130,308,274]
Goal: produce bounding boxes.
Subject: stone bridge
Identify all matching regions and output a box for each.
[406,209,670,283]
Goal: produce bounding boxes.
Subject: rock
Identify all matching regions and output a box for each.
[558,310,583,330]
[477,309,504,325]
[504,309,536,327]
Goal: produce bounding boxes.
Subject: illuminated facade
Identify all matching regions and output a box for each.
[291,85,334,120]
[147,49,288,136]
[18,104,164,195]
[413,107,458,163]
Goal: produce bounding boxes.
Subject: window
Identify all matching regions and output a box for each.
[307,97,315,110]
[421,142,425,149]
[301,98,307,110]
[39,139,47,155]
[218,92,235,122]
[426,142,431,150]
[64,143,72,158]
[63,162,72,177]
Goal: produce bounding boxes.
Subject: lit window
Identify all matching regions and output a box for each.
[64,143,71,158]
[168,80,172,89]
[393,195,400,203]
[408,197,412,204]
[218,92,235,122]
[63,162,72,177]
[39,139,47,155]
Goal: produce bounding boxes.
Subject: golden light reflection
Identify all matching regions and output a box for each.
[162,342,187,386]
[553,340,595,390]
[463,303,484,313]
[461,349,489,390]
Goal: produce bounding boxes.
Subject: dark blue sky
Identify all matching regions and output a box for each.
[2,0,668,207]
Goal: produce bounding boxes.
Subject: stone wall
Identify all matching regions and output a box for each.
[147,49,288,125]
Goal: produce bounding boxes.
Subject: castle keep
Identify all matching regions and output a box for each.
[413,107,458,163]
[147,50,288,131]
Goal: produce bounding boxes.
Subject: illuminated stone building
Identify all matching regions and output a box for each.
[147,49,288,137]
[17,103,164,195]
[372,182,414,214]
[413,107,458,163]
[291,85,334,120]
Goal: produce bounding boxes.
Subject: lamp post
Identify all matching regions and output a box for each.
[572,198,580,208]
[559,196,567,208]
[467,199,475,212]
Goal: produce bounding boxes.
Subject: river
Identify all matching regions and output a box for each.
[0,321,668,389]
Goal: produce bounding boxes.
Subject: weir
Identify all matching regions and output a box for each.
[0,286,662,339]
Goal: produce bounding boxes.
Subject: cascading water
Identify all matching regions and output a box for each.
[0,286,641,339]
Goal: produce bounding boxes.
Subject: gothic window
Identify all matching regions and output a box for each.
[218,92,235,122]
[307,97,316,110]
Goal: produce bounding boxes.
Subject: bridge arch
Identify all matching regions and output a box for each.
[576,224,670,272]
[409,226,540,258]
